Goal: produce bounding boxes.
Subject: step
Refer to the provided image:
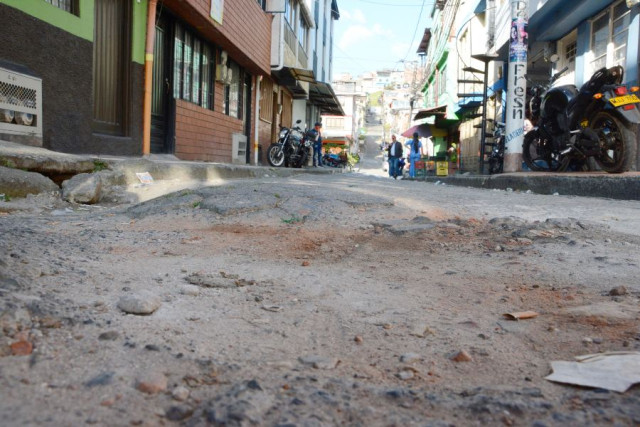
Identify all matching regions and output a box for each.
[457,79,483,84]
[462,66,484,74]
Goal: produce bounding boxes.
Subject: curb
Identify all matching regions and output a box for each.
[420,173,640,200]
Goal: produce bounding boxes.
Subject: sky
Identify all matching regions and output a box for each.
[332,0,434,78]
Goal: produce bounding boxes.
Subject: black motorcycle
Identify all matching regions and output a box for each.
[523,65,640,173]
[488,120,506,174]
[266,120,312,168]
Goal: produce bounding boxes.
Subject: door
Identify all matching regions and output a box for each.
[151,15,172,153]
[93,0,130,135]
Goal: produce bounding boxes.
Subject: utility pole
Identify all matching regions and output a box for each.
[504,0,528,172]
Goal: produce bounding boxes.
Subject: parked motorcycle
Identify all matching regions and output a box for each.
[322,152,347,168]
[266,120,313,168]
[523,65,640,173]
[488,120,506,174]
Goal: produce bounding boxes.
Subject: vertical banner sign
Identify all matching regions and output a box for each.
[504,0,528,172]
[210,0,224,24]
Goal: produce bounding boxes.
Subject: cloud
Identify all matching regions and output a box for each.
[371,23,393,37]
[352,9,366,24]
[338,25,373,50]
[391,42,411,58]
[340,8,366,24]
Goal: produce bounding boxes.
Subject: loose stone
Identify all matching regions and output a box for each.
[172,386,190,401]
[451,350,473,362]
[136,372,168,394]
[117,294,161,315]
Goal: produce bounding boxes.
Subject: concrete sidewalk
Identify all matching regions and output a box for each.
[2,139,639,201]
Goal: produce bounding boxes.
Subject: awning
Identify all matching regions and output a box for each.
[413,105,447,121]
[322,136,349,145]
[474,0,486,14]
[416,29,432,55]
[272,67,313,98]
[528,0,613,41]
[489,79,504,93]
[288,67,316,83]
[309,82,345,116]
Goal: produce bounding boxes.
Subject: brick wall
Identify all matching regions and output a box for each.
[169,0,272,75]
[174,82,243,163]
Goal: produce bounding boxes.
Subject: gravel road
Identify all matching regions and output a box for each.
[1,167,640,426]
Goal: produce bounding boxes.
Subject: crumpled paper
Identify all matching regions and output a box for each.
[545,352,640,393]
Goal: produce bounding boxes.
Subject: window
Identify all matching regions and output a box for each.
[325,117,343,128]
[44,0,78,15]
[224,60,243,119]
[565,40,577,63]
[173,23,215,109]
[298,15,308,49]
[285,0,295,24]
[590,0,630,73]
[438,66,447,97]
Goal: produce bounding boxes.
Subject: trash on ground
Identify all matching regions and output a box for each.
[135,172,154,184]
[545,351,640,393]
[502,311,539,320]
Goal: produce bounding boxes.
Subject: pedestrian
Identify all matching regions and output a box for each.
[405,132,424,178]
[386,134,403,179]
[312,122,323,167]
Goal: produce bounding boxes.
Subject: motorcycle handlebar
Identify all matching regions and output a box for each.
[551,66,569,83]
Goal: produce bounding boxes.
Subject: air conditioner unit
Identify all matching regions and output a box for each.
[216,65,228,82]
[0,66,42,138]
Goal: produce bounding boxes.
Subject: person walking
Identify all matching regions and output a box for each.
[386,135,403,179]
[405,132,424,178]
[312,122,323,167]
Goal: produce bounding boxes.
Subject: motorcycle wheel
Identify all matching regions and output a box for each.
[522,130,569,172]
[590,111,637,173]
[267,144,285,167]
[488,157,502,174]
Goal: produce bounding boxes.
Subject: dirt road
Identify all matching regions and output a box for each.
[1,172,639,426]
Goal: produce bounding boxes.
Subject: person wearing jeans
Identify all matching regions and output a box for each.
[405,132,424,178]
[386,135,403,179]
[312,122,323,167]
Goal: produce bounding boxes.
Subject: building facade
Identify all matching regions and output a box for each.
[417,0,640,172]
[0,0,342,165]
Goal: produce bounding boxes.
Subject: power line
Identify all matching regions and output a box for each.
[401,0,427,62]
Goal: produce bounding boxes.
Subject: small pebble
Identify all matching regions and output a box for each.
[172,386,190,401]
[397,370,414,380]
[451,350,473,362]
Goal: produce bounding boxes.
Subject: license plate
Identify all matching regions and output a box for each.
[609,94,640,107]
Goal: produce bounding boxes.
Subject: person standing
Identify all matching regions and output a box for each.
[405,132,424,178]
[386,135,403,179]
[312,122,323,167]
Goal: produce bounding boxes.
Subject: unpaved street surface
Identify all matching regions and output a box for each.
[1,173,640,426]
